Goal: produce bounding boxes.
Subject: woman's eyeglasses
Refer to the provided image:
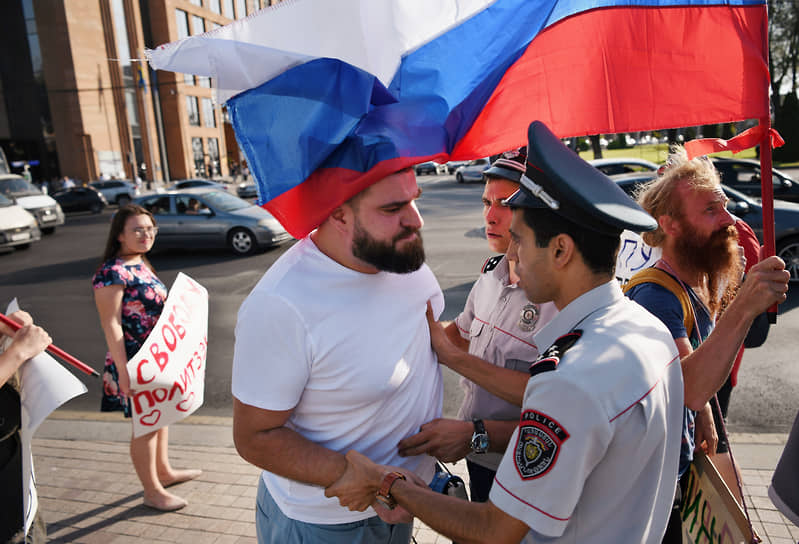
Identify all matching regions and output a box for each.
[131,227,158,237]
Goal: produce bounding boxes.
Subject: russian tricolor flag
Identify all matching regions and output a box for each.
[148,0,768,238]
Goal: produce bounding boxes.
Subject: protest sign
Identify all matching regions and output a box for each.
[682,452,754,544]
[4,299,88,537]
[615,229,661,285]
[127,273,208,437]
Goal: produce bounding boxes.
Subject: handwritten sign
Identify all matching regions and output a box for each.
[681,452,754,544]
[615,230,662,285]
[5,299,88,538]
[127,273,208,437]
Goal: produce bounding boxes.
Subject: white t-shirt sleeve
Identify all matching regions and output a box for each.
[490,374,611,537]
[232,291,311,410]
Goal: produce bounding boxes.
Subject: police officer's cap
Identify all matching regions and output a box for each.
[483,147,526,183]
[504,121,657,235]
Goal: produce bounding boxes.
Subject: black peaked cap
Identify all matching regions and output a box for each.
[504,121,657,235]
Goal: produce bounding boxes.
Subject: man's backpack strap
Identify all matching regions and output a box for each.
[623,268,695,338]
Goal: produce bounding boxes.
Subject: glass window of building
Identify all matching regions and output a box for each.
[192,138,206,177]
[202,98,216,128]
[192,14,205,35]
[189,0,203,6]
[198,76,212,88]
[210,0,222,15]
[184,73,195,86]
[208,138,221,176]
[236,0,246,18]
[186,96,201,126]
[224,0,235,18]
[176,9,190,39]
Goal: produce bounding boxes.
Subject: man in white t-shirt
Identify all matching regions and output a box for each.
[325,121,684,543]
[232,168,444,543]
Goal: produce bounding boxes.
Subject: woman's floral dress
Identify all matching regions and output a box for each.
[92,258,167,416]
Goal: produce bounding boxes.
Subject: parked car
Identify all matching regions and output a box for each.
[414,161,446,176]
[237,181,258,199]
[89,180,139,205]
[454,158,491,183]
[0,192,41,251]
[444,160,470,174]
[52,186,107,214]
[589,157,659,176]
[171,179,228,191]
[711,158,799,203]
[0,174,65,234]
[612,172,799,282]
[134,189,292,255]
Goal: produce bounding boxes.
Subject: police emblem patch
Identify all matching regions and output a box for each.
[518,303,539,332]
[514,410,569,480]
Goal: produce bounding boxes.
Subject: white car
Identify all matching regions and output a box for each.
[0,174,65,234]
[89,180,140,205]
[454,158,491,183]
[0,192,41,251]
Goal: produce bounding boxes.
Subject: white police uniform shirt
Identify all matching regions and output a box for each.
[490,281,683,542]
[455,255,557,470]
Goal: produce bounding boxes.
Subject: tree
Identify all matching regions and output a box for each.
[768,0,799,123]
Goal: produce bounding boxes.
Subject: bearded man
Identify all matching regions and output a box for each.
[232,168,444,544]
[625,149,790,543]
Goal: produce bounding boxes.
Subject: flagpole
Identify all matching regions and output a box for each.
[759,115,778,323]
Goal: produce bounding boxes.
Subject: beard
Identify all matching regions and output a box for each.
[351,218,425,274]
[674,220,742,314]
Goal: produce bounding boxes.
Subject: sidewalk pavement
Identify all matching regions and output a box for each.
[32,411,797,544]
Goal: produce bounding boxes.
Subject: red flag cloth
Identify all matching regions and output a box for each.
[685,125,784,160]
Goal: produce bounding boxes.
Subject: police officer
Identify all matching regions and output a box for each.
[397,148,558,503]
[325,120,685,543]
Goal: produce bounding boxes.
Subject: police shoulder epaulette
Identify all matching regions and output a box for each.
[528,330,582,377]
[481,255,503,273]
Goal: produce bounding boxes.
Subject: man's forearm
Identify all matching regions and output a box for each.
[234,426,348,488]
[485,420,519,453]
[442,351,528,406]
[681,303,753,410]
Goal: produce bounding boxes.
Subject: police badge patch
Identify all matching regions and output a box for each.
[514,410,569,480]
[518,303,539,332]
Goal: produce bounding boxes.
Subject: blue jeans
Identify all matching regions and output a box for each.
[255,477,412,544]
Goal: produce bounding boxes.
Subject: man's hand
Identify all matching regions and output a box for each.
[426,302,461,366]
[694,402,718,456]
[325,451,427,515]
[733,256,790,317]
[398,418,471,462]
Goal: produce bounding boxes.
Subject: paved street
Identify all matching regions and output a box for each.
[3,172,799,542]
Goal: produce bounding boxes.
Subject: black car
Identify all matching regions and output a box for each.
[612,172,799,282]
[711,158,799,203]
[52,187,107,214]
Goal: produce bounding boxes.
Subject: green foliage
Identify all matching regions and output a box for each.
[607,135,630,150]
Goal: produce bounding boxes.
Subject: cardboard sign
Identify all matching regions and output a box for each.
[127,273,208,437]
[682,452,754,544]
[615,230,662,285]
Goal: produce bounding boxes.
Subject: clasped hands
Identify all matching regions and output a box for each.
[324,450,427,524]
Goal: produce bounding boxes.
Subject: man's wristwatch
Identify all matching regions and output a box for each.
[471,419,489,454]
[375,471,406,510]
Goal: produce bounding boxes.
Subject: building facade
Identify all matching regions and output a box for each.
[0,0,275,185]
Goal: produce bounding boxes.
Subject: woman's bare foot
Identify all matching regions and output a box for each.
[143,490,188,512]
[159,468,202,488]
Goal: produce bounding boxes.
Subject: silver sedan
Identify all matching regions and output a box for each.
[134,189,292,255]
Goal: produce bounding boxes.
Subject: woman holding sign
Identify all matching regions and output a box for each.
[93,205,201,511]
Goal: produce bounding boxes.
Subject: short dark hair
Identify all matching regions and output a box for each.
[522,208,619,276]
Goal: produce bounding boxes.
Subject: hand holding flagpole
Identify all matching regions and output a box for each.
[0,312,100,378]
